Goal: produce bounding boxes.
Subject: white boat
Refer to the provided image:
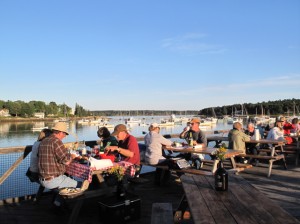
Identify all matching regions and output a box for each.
[254,116,275,125]
[206,117,218,124]
[158,119,175,127]
[200,119,213,126]
[77,119,90,124]
[99,123,114,129]
[139,122,148,127]
[227,117,234,124]
[169,114,183,124]
[125,117,141,124]
[232,117,243,124]
[31,126,49,132]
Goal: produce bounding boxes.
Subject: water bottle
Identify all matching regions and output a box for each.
[255,129,260,140]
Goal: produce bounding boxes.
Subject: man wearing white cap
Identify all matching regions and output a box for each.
[144,123,173,165]
[38,122,89,192]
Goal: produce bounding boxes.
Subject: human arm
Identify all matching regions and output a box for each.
[179,126,190,139]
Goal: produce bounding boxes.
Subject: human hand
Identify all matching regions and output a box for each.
[105,146,118,153]
[184,126,190,132]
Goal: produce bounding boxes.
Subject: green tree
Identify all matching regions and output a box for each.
[6,101,22,117]
[20,102,35,117]
[46,102,59,115]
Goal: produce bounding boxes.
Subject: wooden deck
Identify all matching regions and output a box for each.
[0,156,299,224]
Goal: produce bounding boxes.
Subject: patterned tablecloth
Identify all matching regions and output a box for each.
[66,160,136,183]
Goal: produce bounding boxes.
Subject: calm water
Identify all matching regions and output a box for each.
[0,116,233,147]
[0,116,233,200]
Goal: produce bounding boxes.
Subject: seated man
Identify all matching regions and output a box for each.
[244,123,259,166]
[179,118,207,169]
[228,122,251,163]
[106,124,140,174]
[38,122,89,192]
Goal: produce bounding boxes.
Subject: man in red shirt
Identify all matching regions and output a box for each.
[106,124,140,165]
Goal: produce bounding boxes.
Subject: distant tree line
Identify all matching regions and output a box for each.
[1,98,299,118]
[199,98,300,118]
[0,100,91,118]
[89,110,199,117]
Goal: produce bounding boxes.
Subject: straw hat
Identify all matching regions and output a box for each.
[52,122,69,135]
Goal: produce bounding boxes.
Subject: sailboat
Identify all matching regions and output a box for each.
[254,105,275,125]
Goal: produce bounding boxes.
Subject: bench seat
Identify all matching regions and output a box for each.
[236,153,286,177]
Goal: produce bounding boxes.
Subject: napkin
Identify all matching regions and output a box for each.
[89,157,113,170]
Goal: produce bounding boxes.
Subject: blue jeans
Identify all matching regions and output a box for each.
[40,174,77,189]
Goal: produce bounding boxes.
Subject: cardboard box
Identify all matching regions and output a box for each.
[98,193,141,223]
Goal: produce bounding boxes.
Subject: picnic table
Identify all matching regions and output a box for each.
[206,136,287,177]
[63,160,136,224]
[164,146,244,174]
[178,174,300,224]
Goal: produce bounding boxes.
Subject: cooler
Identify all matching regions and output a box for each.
[98,193,141,223]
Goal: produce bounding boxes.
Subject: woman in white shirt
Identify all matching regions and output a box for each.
[266,121,285,147]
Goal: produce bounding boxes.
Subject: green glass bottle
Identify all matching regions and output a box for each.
[189,132,193,147]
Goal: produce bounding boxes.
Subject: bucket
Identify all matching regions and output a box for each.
[100,154,116,162]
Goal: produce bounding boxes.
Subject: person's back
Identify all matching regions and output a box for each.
[228,122,250,153]
[144,123,172,165]
[30,128,52,173]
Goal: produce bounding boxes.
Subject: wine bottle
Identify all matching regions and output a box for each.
[189,132,193,147]
[214,161,228,191]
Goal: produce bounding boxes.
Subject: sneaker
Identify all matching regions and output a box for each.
[80,180,89,192]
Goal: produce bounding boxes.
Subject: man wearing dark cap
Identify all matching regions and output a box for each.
[106,124,140,165]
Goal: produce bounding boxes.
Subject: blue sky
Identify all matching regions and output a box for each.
[1,1,299,111]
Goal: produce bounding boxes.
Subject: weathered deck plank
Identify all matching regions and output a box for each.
[0,158,299,224]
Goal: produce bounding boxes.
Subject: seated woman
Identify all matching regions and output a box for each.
[27,128,52,182]
[266,120,285,148]
[97,126,118,147]
[144,123,173,165]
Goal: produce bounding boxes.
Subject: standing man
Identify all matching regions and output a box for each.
[38,122,89,191]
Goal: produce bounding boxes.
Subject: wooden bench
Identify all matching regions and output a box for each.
[151,203,173,224]
[140,161,213,185]
[236,153,286,177]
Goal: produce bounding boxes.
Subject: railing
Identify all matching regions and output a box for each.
[0,130,229,202]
